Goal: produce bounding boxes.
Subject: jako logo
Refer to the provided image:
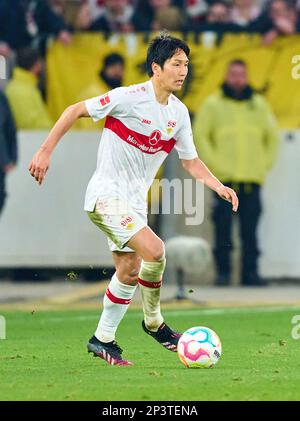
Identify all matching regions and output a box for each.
[167,120,176,128]
[149,130,162,146]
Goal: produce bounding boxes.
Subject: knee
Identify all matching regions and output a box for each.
[140,245,166,281]
[148,240,165,262]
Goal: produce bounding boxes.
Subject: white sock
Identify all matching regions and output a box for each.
[95,273,137,343]
[138,260,165,332]
[139,281,164,332]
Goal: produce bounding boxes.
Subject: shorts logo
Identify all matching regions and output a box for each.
[149,130,162,146]
[100,95,110,106]
[121,216,134,230]
[142,118,151,125]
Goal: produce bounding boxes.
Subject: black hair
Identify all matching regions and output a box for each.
[228,59,247,67]
[16,47,41,70]
[146,31,190,77]
[103,53,125,68]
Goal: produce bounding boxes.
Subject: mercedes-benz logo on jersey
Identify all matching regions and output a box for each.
[149,130,162,146]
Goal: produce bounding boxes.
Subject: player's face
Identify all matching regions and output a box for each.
[158,49,189,92]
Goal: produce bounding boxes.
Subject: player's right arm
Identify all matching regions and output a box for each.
[29,101,89,185]
[29,87,131,185]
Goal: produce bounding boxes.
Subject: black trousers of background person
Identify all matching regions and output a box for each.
[212,183,262,284]
[0,171,5,215]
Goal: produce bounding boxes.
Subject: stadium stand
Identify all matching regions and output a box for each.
[46,32,300,128]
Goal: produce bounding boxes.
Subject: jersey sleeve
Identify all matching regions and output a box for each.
[84,87,130,122]
[174,106,198,160]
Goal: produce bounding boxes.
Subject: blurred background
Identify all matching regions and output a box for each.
[0,0,299,308]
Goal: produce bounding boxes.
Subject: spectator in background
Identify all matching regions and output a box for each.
[87,0,134,33]
[132,0,185,32]
[132,0,160,31]
[76,0,141,30]
[206,1,231,23]
[76,0,106,29]
[94,52,125,90]
[5,47,53,129]
[193,60,279,286]
[249,0,300,43]
[0,91,17,217]
[230,0,262,26]
[193,2,245,36]
[48,0,68,16]
[76,52,125,129]
[48,0,81,28]
[152,4,186,31]
[0,0,72,55]
[185,0,208,24]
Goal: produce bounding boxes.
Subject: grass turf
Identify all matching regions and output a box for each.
[0,306,300,401]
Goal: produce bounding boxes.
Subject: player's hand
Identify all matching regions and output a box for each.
[29,149,51,185]
[216,185,239,212]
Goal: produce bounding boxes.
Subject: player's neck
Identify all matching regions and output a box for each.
[150,78,171,106]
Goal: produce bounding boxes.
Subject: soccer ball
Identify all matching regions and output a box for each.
[177,326,222,368]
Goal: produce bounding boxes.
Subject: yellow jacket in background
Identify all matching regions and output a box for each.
[193,90,279,184]
[74,78,111,130]
[5,67,53,130]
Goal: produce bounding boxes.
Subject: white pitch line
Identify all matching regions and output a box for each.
[40,305,300,323]
[157,306,300,317]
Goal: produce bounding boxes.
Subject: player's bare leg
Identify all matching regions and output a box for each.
[87,252,141,366]
[127,227,181,351]
[112,251,142,286]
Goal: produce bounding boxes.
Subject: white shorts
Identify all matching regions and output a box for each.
[87,197,147,252]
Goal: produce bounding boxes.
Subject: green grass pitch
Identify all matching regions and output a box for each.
[1,306,300,401]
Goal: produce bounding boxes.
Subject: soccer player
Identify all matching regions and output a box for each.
[29,32,238,366]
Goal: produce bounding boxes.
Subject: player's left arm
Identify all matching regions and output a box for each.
[181,157,239,212]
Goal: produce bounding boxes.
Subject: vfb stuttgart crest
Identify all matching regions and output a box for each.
[149,130,162,146]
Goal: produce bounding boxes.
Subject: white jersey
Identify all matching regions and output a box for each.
[84,80,198,212]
